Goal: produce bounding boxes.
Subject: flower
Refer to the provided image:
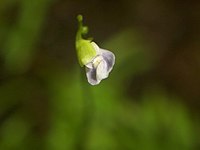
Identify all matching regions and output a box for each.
[85,42,115,85]
[75,15,115,85]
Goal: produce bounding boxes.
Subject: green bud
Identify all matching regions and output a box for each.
[76,39,96,66]
[75,15,96,66]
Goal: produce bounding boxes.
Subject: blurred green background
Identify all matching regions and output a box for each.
[0,0,200,150]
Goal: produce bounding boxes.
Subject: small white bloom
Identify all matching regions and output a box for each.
[85,42,115,85]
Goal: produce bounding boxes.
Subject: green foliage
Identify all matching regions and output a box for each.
[2,0,52,73]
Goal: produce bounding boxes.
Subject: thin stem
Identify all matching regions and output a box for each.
[75,68,94,150]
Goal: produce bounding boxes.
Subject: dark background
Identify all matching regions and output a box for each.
[0,0,200,150]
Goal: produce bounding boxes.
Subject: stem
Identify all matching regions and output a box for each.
[75,68,94,150]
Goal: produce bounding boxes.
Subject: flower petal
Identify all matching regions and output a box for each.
[91,42,100,53]
[85,42,115,85]
[96,59,109,81]
[91,42,115,72]
[85,65,100,85]
[100,49,115,72]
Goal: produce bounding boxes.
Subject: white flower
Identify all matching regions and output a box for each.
[85,42,115,85]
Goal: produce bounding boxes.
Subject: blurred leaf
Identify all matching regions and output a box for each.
[3,0,52,73]
[114,86,196,150]
[0,114,31,150]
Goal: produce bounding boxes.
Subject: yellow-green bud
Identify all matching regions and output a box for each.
[76,39,96,66]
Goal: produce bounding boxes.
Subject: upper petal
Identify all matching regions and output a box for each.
[91,42,100,54]
[99,49,115,72]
